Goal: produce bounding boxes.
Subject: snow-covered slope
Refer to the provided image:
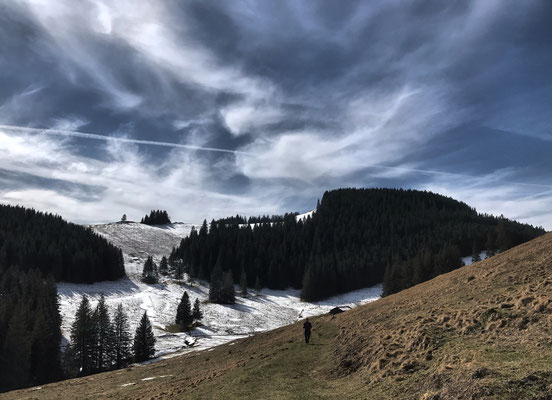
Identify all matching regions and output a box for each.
[296,209,315,221]
[58,221,381,360]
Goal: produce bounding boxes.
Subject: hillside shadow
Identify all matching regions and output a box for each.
[58,275,140,297]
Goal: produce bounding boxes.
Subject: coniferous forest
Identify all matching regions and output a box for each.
[141,210,171,225]
[170,188,545,301]
[0,205,127,393]
[0,268,62,392]
[0,205,125,283]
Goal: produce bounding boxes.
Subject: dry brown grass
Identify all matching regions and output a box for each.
[4,232,552,399]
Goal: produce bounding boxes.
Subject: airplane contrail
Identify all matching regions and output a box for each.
[0,124,252,156]
[1,123,551,191]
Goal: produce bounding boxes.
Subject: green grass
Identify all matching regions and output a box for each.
[186,322,339,400]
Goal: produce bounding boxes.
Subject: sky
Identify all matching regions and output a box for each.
[0,1,551,229]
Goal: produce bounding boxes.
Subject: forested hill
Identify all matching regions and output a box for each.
[171,188,545,301]
[0,205,125,283]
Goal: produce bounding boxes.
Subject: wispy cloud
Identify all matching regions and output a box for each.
[0,1,551,229]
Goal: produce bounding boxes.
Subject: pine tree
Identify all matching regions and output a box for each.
[240,269,248,297]
[121,214,127,222]
[471,242,481,263]
[93,294,114,372]
[31,310,62,384]
[159,256,169,276]
[133,312,156,362]
[2,307,31,390]
[209,262,223,302]
[254,275,262,294]
[192,298,203,322]
[174,259,184,280]
[175,291,193,330]
[222,271,236,304]
[69,295,96,375]
[141,256,158,284]
[113,304,132,369]
[486,230,498,258]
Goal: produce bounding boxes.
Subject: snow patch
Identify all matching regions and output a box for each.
[461,251,488,266]
[296,209,315,221]
[58,221,382,362]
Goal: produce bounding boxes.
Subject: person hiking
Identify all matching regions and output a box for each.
[303,318,312,344]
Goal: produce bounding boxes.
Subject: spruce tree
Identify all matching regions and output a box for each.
[141,256,158,284]
[2,307,31,390]
[31,310,62,384]
[471,242,481,263]
[175,260,184,280]
[175,291,193,330]
[222,271,236,304]
[69,295,96,375]
[240,269,248,297]
[486,230,498,258]
[192,298,203,322]
[209,263,223,302]
[159,256,169,276]
[133,312,156,362]
[93,294,114,372]
[113,304,132,369]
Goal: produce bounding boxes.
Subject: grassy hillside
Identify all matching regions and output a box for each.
[5,232,552,400]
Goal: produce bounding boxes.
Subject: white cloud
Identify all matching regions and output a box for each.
[420,177,552,230]
[0,127,282,223]
[236,85,448,182]
[221,102,284,136]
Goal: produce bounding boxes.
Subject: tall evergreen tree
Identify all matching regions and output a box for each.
[240,269,248,297]
[133,312,156,362]
[209,262,224,303]
[113,304,132,369]
[141,256,158,284]
[486,230,498,258]
[192,298,203,322]
[471,242,482,263]
[175,291,193,330]
[222,271,236,304]
[93,294,114,372]
[69,295,96,375]
[159,256,169,276]
[1,307,31,390]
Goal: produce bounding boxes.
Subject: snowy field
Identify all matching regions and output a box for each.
[59,221,382,361]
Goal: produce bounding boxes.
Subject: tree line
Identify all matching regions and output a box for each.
[215,214,299,225]
[0,205,125,284]
[141,210,172,225]
[168,188,545,301]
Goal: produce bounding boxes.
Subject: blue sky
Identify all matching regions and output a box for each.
[0,1,551,228]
